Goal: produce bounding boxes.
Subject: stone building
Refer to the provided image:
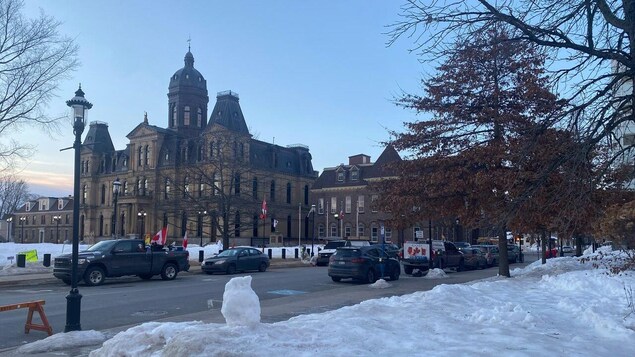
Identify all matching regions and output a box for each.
[310,145,419,245]
[11,197,73,244]
[78,50,316,245]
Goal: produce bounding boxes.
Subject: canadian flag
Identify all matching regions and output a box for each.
[151,226,168,246]
[260,199,267,219]
[182,230,188,249]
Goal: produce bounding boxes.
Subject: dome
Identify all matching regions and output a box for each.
[169,51,207,91]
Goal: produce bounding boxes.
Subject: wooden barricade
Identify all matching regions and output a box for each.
[0,300,53,336]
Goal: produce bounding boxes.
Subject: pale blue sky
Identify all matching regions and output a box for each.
[17,1,423,197]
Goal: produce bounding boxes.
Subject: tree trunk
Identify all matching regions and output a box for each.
[541,230,547,264]
[497,225,510,277]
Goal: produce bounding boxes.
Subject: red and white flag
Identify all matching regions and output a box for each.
[260,199,267,219]
[182,230,188,249]
[151,226,168,246]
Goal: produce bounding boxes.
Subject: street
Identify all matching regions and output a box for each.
[0,255,539,353]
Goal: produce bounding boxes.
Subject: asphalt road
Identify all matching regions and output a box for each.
[0,255,540,354]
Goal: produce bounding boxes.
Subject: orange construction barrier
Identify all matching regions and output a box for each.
[0,300,53,336]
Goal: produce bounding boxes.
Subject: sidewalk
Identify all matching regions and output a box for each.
[0,258,309,287]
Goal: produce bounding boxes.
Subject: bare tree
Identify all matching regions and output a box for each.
[0,0,78,168]
[0,173,34,217]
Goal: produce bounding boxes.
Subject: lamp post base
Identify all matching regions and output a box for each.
[64,289,83,332]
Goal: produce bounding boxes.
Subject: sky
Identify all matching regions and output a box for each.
[15,1,423,198]
[2,244,634,356]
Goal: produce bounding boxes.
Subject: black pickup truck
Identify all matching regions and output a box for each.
[53,239,190,286]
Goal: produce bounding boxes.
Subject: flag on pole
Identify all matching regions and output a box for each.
[260,199,267,219]
[182,230,188,249]
[151,226,168,246]
[273,219,279,228]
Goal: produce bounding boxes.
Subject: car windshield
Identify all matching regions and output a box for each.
[335,248,360,257]
[217,249,240,257]
[86,240,117,252]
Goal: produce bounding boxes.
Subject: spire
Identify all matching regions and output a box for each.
[184,37,194,67]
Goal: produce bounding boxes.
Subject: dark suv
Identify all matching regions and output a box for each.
[328,246,400,283]
[317,240,347,266]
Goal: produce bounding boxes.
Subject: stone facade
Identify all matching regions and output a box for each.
[11,197,73,243]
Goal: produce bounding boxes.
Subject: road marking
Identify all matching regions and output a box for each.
[6,289,54,293]
[267,289,306,296]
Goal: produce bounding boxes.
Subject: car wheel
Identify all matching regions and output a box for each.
[365,269,377,284]
[84,266,105,286]
[404,265,413,275]
[389,266,400,281]
[258,262,268,272]
[138,274,153,280]
[226,264,236,275]
[160,263,178,280]
[331,276,341,282]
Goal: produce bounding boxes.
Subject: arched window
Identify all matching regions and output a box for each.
[138,147,142,167]
[197,108,202,127]
[165,178,171,199]
[234,173,241,195]
[144,145,149,166]
[143,178,148,195]
[213,172,220,195]
[123,181,128,195]
[304,185,309,205]
[82,185,87,204]
[172,105,177,127]
[184,106,191,125]
[286,215,292,238]
[183,176,190,197]
[100,184,106,204]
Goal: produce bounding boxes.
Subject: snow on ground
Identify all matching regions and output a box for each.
[8,245,635,356]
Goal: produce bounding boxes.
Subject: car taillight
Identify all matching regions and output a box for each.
[351,257,365,263]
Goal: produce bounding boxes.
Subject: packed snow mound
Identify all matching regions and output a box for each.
[221,276,261,326]
[18,330,106,354]
[369,278,391,289]
[425,268,447,279]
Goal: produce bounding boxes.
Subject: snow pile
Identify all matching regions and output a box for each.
[16,330,107,354]
[221,276,261,326]
[369,278,391,289]
[424,268,448,279]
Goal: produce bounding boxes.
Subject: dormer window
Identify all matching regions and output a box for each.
[350,168,359,180]
[337,171,345,182]
[58,199,64,210]
[26,202,31,211]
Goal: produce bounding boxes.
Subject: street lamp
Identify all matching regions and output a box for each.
[112,177,121,238]
[65,84,92,332]
[19,216,26,243]
[137,209,147,237]
[310,204,316,257]
[333,213,340,237]
[53,216,62,244]
[6,217,12,242]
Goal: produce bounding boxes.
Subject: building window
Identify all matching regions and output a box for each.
[209,141,214,158]
[358,223,365,237]
[330,197,337,214]
[234,173,241,195]
[371,225,379,242]
[358,195,365,213]
[286,182,292,204]
[385,228,392,243]
[351,168,359,180]
[270,180,276,202]
[337,171,344,182]
[143,178,148,196]
[371,195,378,213]
[344,223,352,237]
[172,105,177,127]
[213,173,220,195]
[138,147,142,167]
[330,223,338,237]
[345,196,351,214]
[318,198,324,214]
[145,145,150,166]
[123,181,128,195]
[184,177,190,197]
[197,108,202,127]
[101,184,106,204]
[318,224,325,238]
[199,178,204,198]
[184,106,190,125]
[252,177,258,200]
[82,185,87,204]
[165,178,171,199]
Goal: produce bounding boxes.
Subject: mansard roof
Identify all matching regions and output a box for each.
[83,121,115,153]
[207,91,249,135]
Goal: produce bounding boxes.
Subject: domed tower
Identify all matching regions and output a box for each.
[167,49,209,137]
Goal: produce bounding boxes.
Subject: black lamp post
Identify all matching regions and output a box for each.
[19,216,26,243]
[333,213,340,237]
[198,211,206,246]
[428,218,433,270]
[65,84,92,332]
[112,177,121,237]
[53,215,61,244]
[310,204,316,257]
[6,217,12,242]
[137,210,147,237]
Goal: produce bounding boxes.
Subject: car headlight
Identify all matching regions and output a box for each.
[77,258,87,264]
[214,259,226,265]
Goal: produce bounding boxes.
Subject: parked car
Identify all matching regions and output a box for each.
[562,246,574,254]
[545,247,558,258]
[461,248,488,270]
[317,240,371,266]
[453,242,471,251]
[201,247,269,274]
[328,246,400,283]
[506,245,520,263]
[472,245,499,267]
